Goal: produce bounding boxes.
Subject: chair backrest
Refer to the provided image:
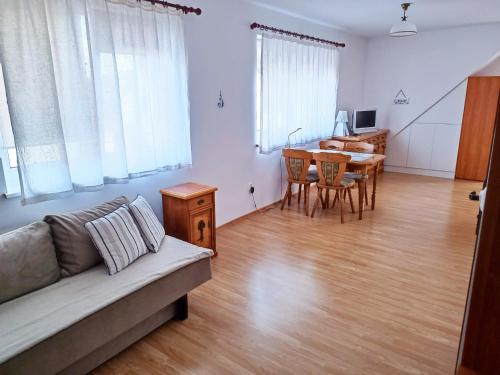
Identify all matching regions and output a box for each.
[282,149,314,183]
[319,140,344,151]
[314,152,351,188]
[344,142,375,154]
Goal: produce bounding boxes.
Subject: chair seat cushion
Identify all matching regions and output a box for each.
[341,178,356,187]
[307,169,319,182]
[344,172,368,180]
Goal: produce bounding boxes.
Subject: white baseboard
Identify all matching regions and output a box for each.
[384,165,455,179]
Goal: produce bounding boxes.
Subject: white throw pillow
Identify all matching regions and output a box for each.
[129,195,165,252]
[85,206,148,275]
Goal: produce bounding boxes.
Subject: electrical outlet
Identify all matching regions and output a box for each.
[249,184,255,194]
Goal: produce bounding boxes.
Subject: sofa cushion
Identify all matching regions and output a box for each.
[0,236,213,364]
[44,196,129,277]
[129,195,165,252]
[85,206,148,275]
[0,222,60,304]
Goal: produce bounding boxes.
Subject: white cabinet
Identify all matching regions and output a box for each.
[430,124,461,172]
[407,123,434,169]
[385,127,410,167]
[387,123,462,174]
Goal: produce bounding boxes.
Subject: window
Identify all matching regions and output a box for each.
[0,65,20,197]
[0,1,191,204]
[256,34,340,154]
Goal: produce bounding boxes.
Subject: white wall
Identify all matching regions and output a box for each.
[0,0,368,232]
[362,23,500,177]
[474,52,500,76]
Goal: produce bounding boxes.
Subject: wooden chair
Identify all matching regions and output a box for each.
[343,142,375,154]
[311,153,355,223]
[343,142,375,205]
[281,149,319,216]
[319,140,345,150]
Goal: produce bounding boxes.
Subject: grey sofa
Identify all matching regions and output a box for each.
[0,198,212,375]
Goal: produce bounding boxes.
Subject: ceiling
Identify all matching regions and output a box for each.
[251,0,500,37]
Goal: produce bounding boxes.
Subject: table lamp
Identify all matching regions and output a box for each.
[334,111,349,136]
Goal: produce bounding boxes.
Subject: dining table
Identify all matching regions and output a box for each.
[305,149,386,220]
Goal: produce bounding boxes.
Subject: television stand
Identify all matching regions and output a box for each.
[331,129,389,172]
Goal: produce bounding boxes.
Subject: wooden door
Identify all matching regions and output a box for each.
[456,76,500,181]
[458,92,500,374]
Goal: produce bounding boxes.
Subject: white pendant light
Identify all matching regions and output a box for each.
[390,3,417,37]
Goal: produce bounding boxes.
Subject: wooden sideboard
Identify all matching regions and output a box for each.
[332,129,389,171]
[160,183,218,257]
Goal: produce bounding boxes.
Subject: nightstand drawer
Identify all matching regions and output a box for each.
[188,193,213,211]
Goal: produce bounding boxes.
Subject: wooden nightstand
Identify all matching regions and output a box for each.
[160,183,218,257]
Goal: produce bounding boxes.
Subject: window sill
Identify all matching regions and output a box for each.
[3,192,21,199]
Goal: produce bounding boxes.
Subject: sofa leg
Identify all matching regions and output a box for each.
[175,294,188,320]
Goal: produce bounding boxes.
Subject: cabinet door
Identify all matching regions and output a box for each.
[430,124,461,172]
[385,127,410,167]
[407,123,434,169]
[190,208,213,249]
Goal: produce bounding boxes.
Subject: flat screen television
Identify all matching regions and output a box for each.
[353,109,377,134]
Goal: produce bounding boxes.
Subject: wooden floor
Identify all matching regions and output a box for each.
[93,173,481,375]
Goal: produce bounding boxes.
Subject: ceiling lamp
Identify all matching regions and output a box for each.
[390,3,417,37]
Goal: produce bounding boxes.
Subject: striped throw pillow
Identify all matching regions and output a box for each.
[129,195,165,252]
[85,206,148,275]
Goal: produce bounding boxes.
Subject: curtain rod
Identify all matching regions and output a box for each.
[137,0,202,15]
[250,22,346,48]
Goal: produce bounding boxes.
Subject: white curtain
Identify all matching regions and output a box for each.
[259,34,339,154]
[0,0,191,204]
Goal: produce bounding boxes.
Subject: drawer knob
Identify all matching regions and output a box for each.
[197,199,205,205]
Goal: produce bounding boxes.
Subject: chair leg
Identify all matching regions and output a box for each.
[319,187,325,208]
[280,188,288,211]
[325,189,330,208]
[298,184,302,204]
[281,183,291,210]
[311,188,321,218]
[305,184,310,216]
[332,190,339,209]
[343,190,347,202]
[287,182,292,206]
[365,183,369,206]
[339,189,345,224]
[348,188,355,213]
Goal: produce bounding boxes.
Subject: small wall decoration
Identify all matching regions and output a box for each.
[394,89,410,105]
[217,90,225,109]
